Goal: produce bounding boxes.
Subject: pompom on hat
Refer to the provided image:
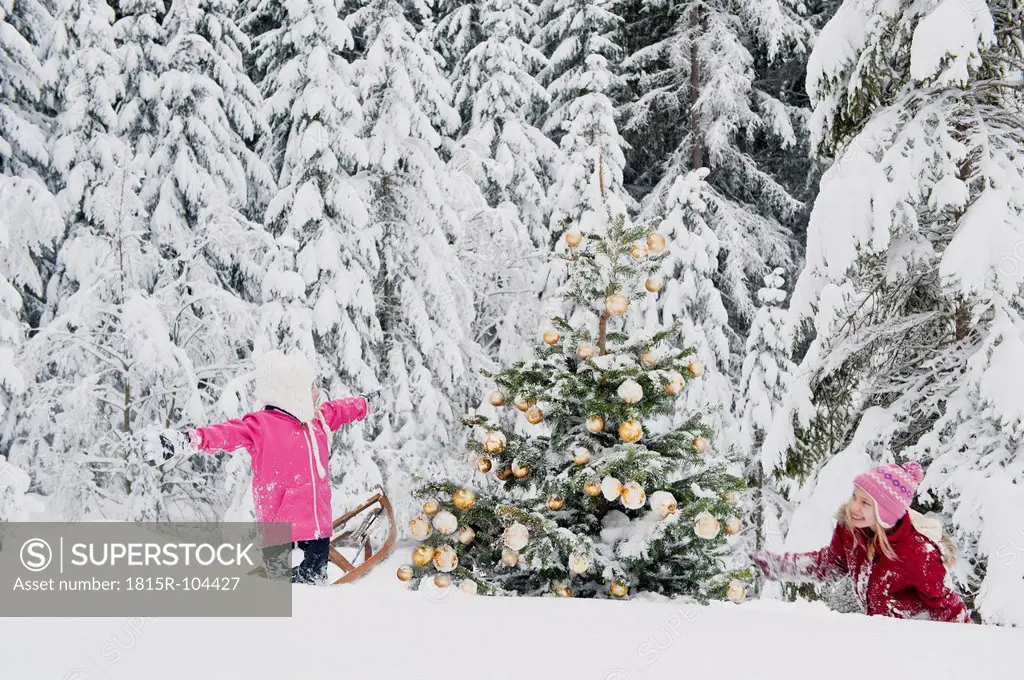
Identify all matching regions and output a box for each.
[853,462,925,528]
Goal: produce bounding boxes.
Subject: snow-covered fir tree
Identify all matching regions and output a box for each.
[534,0,631,228]
[622,0,808,332]
[11,0,205,520]
[433,0,558,365]
[734,267,796,557]
[635,169,734,447]
[249,0,382,512]
[765,0,1024,626]
[346,0,480,516]
[0,0,52,182]
[0,0,62,449]
[402,209,751,599]
[0,179,61,450]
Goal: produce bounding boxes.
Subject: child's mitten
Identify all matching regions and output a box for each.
[157,429,189,462]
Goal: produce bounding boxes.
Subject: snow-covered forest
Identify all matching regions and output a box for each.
[1,0,1022,626]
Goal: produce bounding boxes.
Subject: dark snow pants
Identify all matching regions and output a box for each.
[262,538,330,585]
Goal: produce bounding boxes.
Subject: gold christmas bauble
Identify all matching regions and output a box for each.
[433,573,451,588]
[606,294,629,316]
[458,526,476,545]
[572,447,592,466]
[555,585,573,598]
[630,244,648,260]
[618,419,643,443]
[576,344,596,360]
[640,350,658,367]
[726,581,747,603]
[564,228,583,248]
[645,278,663,293]
[459,579,478,595]
[453,488,476,511]
[724,517,742,535]
[475,456,493,473]
[412,545,435,567]
[585,416,605,433]
[584,481,602,497]
[620,481,647,510]
[496,467,514,481]
[693,437,709,454]
[512,462,530,479]
[525,405,543,425]
[547,496,565,511]
[501,547,519,567]
[513,395,534,412]
[609,581,629,598]
[687,360,705,378]
[397,565,414,582]
[488,390,506,406]
[543,330,561,346]
[647,232,667,253]
[483,432,505,454]
[423,498,440,516]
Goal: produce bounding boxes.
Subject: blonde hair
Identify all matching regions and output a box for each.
[837,502,957,567]
[837,502,898,561]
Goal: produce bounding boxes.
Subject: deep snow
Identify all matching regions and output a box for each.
[0,543,1017,680]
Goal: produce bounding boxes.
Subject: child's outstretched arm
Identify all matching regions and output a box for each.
[320,395,370,431]
[188,414,261,454]
[754,526,850,584]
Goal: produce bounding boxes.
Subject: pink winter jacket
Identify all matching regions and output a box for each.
[188,398,369,543]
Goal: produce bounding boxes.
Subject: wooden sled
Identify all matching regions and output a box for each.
[328,485,398,585]
[247,485,398,585]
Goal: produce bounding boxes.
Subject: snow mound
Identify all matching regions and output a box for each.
[0,544,1016,679]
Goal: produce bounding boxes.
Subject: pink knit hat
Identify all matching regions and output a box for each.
[853,462,924,528]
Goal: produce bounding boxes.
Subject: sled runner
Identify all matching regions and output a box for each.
[327,485,398,585]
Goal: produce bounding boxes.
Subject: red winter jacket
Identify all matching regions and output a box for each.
[760,514,969,623]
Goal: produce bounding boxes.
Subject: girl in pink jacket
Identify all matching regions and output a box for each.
[160,350,370,584]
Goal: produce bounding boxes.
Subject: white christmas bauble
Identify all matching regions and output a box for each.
[601,476,623,501]
[726,580,747,603]
[694,511,721,540]
[432,511,458,536]
[504,522,530,551]
[617,379,644,404]
[432,544,459,573]
[459,579,479,596]
[620,481,647,510]
[666,370,685,395]
[649,491,678,519]
[409,514,432,540]
[568,553,591,575]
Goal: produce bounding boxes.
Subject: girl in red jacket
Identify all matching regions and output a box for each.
[754,462,969,623]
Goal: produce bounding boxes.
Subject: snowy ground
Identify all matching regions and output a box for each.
[0,543,1016,680]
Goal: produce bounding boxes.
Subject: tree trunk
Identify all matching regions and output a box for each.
[689,4,704,170]
[597,312,610,355]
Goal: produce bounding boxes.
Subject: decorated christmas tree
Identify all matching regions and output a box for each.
[399,198,752,600]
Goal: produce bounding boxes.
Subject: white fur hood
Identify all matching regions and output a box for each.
[909,509,944,545]
[255,350,317,423]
